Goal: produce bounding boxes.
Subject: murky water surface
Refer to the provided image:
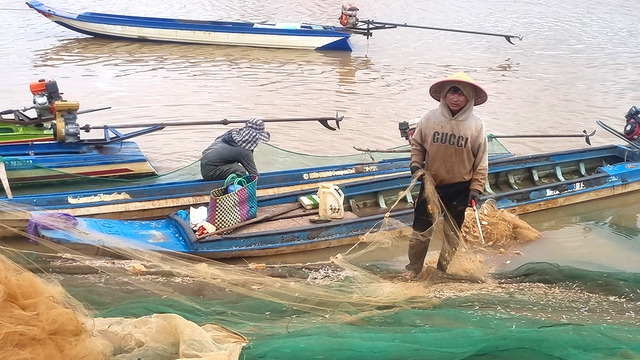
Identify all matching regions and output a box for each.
[2,2,640,357]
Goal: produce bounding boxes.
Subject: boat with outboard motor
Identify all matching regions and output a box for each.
[0,78,113,143]
[31,114,640,260]
[26,1,521,51]
[0,77,355,196]
[0,78,157,190]
[0,134,516,241]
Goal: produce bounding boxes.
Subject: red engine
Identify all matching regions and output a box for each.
[339,5,359,27]
[623,106,640,141]
[29,78,62,119]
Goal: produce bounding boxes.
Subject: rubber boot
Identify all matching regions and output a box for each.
[405,230,430,276]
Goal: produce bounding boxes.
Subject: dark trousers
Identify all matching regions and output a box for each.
[201,163,247,181]
[406,181,470,273]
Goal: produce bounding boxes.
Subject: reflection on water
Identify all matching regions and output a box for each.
[35,38,372,86]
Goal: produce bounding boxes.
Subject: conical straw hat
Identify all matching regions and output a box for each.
[429,72,488,106]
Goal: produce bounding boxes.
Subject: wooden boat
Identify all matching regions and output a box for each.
[0,150,413,236]
[0,137,516,242]
[30,142,640,259]
[0,135,512,213]
[0,141,157,186]
[33,176,418,259]
[26,1,353,51]
[26,2,521,52]
[0,77,158,187]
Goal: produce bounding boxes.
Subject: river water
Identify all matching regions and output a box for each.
[2,0,640,358]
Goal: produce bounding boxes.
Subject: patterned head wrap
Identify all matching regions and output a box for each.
[231,118,271,151]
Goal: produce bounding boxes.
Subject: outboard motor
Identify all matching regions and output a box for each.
[398,118,420,143]
[51,100,81,143]
[339,5,359,27]
[30,78,81,142]
[29,78,62,120]
[623,106,640,141]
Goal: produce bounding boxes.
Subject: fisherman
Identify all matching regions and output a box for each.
[403,72,489,280]
[200,118,270,181]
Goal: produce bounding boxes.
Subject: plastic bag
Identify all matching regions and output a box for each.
[189,206,208,230]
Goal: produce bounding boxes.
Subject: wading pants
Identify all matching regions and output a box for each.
[406,181,470,273]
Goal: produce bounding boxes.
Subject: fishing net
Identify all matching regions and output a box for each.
[0,252,248,360]
[1,177,639,359]
[462,199,543,247]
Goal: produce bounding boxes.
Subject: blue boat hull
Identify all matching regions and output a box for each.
[26,1,353,51]
[36,209,416,259]
[33,144,640,259]
[0,141,156,185]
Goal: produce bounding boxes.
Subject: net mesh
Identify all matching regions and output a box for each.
[1,177,639,359]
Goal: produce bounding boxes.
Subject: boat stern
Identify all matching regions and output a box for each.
[316,36,353,51]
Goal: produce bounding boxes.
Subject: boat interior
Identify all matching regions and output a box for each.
[193,186,418,239]
[485,152,623,194]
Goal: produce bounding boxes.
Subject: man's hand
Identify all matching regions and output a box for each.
[410,165,423,181]
[468,189,481,207]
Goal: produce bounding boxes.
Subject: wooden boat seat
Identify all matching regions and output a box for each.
[484,181,495,195]
[555,165,566,182]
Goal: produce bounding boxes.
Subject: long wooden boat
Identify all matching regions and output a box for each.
[26,2,521,52]
[33,179,418,259]
[0,141,157,186]
[0,152,414,237]
[29,143,640,259]
[0,137,513,231]
[26,1,353,51]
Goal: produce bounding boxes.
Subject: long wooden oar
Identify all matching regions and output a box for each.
[357,20,523,45]
[488,130,596,145]
[352,130,597,153]
[80,114,344,132]
[352,147,409,153]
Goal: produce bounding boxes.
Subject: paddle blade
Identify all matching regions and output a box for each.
[319,119,337,131]
[318,114,343,131]
[583,129,596,146]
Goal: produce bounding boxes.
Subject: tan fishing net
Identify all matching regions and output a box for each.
[462,199,542,247]
[0,252,248,359]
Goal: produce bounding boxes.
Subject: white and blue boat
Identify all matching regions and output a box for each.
[30,140,640,260]
[26,0,354,51]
